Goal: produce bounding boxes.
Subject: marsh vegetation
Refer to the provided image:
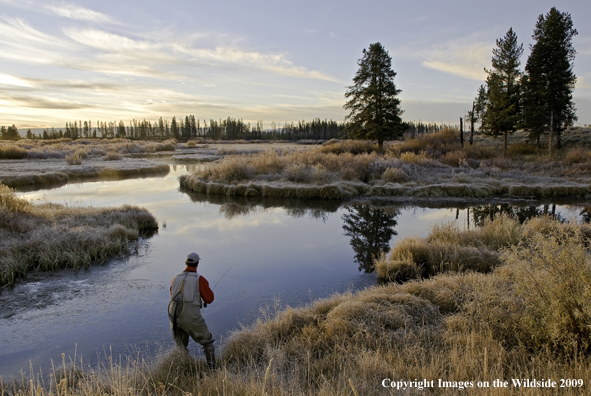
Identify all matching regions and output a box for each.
[0,184,158,287]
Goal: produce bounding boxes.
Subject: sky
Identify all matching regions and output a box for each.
[0,0,590,129]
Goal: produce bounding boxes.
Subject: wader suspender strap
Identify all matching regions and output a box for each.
[169,272,189,324]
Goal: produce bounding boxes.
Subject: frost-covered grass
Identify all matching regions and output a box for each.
[180,133,591,200]
[0,184,158,287]
[0,138,177,160]
[5,217,591,395]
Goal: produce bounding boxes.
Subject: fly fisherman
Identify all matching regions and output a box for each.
[168,253,216,370]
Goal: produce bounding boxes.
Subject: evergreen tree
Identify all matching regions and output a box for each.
[344,42,404,151]
[521,7,577,151]
[480,28,523,155]
[171,116,179,140]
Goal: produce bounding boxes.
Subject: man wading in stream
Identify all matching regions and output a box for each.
[168,253,216,369]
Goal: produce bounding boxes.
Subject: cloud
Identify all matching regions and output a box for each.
[63,28,338,81]
[422,60,487,81]
[0,73,34,87]
[576,76,591,89]
[45,2,114,23]
[1,94,93,109]
[407,36,492,81]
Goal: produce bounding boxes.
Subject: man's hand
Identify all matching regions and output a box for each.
[203,302,208,308]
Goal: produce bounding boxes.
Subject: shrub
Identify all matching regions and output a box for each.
[65,153,83,165]
[382,167,409,183]
[564,147,589,164]
[284,163,312,183]
[103,151,122,161]
[319,140,377,155]
[0,145,28,159]
[508,142,536,156]
[442,150,468,167]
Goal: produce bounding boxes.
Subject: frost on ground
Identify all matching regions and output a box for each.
[0,158,170,188]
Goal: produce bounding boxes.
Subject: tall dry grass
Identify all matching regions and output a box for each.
[375,214,582,283]
[0,183,158,287]
[5,217,590,395]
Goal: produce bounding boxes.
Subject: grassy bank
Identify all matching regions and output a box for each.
[4,216,590,395]
[180,131,591,200]
[0,184,158,287]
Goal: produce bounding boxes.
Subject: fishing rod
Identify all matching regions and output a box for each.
[213,263,237,290]
[203,264,237,308]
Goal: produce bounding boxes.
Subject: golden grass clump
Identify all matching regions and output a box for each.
[564,147,590,164]
[382,167,409,183]
[399,151,428,164]
[376,237,500,282]
[319,139,377,155]
[441,150,468,167]
[65,153,83,165]
[0,183,158,287]
[0,144,28,159]
[103,151,122,161]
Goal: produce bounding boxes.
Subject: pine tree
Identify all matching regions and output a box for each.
[344,42,404,151]
[480,28,523,155]
[521,7,577,151]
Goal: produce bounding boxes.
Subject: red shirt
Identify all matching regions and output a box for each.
[169,266,214,304]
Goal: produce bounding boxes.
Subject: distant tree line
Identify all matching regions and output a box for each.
[1,118,455,142]
[2,117,351,142]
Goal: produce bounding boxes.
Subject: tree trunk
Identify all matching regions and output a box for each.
[460,117,464,149]
[470,101,475,146]
[549,110,553,157]
[504,130,508,156]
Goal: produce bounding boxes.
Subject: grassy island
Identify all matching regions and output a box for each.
[0,138,174,188]
[0,184,158,287]
[180,130,591,201]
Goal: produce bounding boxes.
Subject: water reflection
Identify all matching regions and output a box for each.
[179,186,342,221]
[470,203,562,227]
[342,205,399,273]
[579,207,591,223]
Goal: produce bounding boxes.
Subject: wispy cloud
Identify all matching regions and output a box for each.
[45,2,114,23]
[1,94,92,109]
[407,36,492,81]
[62,27,339,82]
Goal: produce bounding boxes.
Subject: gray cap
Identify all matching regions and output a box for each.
[186,252,200,264]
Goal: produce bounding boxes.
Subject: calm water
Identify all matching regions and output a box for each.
[0,165,589,379]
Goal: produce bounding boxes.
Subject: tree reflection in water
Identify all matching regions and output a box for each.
[470,203,563,227]
[580,207,591,223]
[342,205,399,273]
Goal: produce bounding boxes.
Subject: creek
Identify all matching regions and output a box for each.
[0,164,589,379]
